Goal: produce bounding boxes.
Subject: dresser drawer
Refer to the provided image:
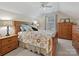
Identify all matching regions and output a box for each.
[72,33,79,41]
[0,40,1,48]
[2,37,18,46]
[1,41,18,55]
[1,38,9,46]
[72,25,79,33]
[0,34,19,55]
[73,25,79,29]
[10,41,18,50]
[0,40,2,55]
[1,45,11,55]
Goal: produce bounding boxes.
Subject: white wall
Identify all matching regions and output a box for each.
[37,12,57,30]
[0,2,58,30]
[0,9,29,20]
[59,2,79,24]
[30,2,59,30]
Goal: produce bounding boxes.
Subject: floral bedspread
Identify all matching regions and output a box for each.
[18,30,54,55]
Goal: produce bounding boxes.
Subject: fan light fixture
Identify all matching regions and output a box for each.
[40,2,53,8]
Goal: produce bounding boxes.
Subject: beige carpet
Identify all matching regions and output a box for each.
[5,39,78,56]
[57,39,78,56]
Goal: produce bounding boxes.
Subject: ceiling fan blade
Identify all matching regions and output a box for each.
[45,6,53,8]
[40,2,53,8]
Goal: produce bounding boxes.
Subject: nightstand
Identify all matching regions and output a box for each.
[0,34,19,56]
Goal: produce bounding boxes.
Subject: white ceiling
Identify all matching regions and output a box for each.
[1,2,79,21]
[0,2,58,19]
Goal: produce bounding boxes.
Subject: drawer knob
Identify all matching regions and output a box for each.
[8,46,10,48]
[8,40,11,42]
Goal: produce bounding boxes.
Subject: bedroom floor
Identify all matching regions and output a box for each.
[5,39,78,56]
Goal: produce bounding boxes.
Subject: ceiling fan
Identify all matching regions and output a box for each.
[40,2,53,8]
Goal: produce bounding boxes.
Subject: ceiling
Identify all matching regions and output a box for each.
[0,2,58,20]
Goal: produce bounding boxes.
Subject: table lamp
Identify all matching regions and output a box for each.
[0,20,12,36]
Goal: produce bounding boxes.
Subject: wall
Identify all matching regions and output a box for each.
[0,2,59,30]
[59,2,79,24]
[35,2,59,30]
[24,2,59,30]
[0,20,15,36]
[0,27,14,36]
[0,9,28,20]
[57,11,75,23]
[37,12,57,30]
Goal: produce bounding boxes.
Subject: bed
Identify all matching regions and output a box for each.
[13,21,58,56]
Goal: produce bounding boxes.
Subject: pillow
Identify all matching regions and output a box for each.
[31,25,38,31]
[20,24,32,32]
[32,27,38,31]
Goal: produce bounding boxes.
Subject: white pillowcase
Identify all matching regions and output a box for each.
[20,24,32,32]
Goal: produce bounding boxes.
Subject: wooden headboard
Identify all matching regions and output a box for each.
[13,21,32,34]
[13,21,22,34]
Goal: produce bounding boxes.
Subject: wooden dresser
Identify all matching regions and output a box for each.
[0,34,19,56]
[72,25,79,54]
[0,39,1,55]
[58,22,72,40]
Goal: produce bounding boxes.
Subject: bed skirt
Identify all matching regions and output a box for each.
[19,41,52,56]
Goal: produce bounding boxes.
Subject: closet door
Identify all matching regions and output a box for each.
[46,14,56,32]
